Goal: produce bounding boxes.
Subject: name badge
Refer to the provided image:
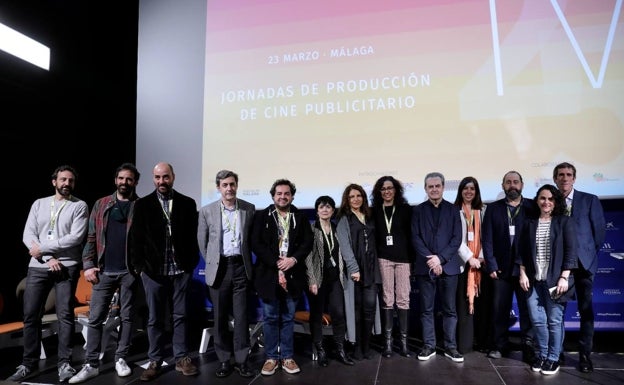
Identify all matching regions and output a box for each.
[509,226,515,236]
[231,238,240,248]
[47,230,54,240]
[280,239,289,255]
[386,235,393,246]
[467,231,474,242]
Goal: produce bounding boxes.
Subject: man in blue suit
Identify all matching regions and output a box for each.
[412,172,463,363]
[553,162,605,373]
[482,171,534,361]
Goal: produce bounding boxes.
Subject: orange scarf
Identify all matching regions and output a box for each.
[463,205,482,314]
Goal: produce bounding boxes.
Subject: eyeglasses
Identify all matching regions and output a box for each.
[380,186,395,192]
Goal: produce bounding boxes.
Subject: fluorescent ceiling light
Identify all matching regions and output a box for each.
[0,22,50,70]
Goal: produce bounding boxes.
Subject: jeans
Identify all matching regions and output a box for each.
[23,265,80,367]
[416,273,458,350]
[141,272,191,362]
[525,281,564,362]
[261,295,298,360]
[85,272,137,365]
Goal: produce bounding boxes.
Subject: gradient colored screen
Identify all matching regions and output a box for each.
[200,0,623,207]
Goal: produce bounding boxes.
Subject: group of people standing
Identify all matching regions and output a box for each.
[7,160,605,383]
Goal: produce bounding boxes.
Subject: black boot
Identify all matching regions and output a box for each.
[398,309,412,357]
[382,309,394,358]
[361,319,373,359]
[315,342,329,367]
[335,342,355,366]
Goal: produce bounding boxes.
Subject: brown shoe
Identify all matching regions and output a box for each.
[140,361,160,381]
[281,358,300,374]
[260,359,278,376]
[175,356,198,376]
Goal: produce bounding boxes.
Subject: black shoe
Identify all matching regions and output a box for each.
[215,361,233,378]
[541,360,560,375]
[579,354,593,373]
[335,349,355,366]
[531,357,545,372]
[234,362,254,378]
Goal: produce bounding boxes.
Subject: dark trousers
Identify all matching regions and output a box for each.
[208,256,250,364]
[23,265,80,368]
[85,272,137,365]
[490,276,533,352]
[353,282,378,349]
[573,268,595,355]
[417,273,458,350]
[141,272,191,362]
[308,277,346,346]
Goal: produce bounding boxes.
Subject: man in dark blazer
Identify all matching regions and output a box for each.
[197,170,255,378]
[411,172,463,363]
[252,179,313,376]
[129,162,200,381]
[482,171,535,361]
[553,162,606,373]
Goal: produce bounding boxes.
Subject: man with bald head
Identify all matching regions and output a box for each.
[482,171,535,362]
[129,162,200,381]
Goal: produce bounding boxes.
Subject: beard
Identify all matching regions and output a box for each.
[505,188,521,201]
[56,185,73,197]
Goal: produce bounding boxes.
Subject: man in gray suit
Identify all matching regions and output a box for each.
[553,162,605,373]
[198,170,256,378]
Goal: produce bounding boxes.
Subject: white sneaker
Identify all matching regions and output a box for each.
[115,358,131,377]
[68,364,98,384]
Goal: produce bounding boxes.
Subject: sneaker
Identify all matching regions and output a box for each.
[281,358,300,374]
[140,361,160,381]
[68,364,99,384]
[59,362,77,383]
[175,356,198,376]
[7,365,31,381]
[487,350,502,359]
[261,359,278,376]
[115,358,131,377]
[531,357,545,372]
[418,346,436,361]
[541,360,560,375]
[444,348,464,363]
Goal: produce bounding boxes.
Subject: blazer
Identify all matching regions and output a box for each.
[517,215,578,302]
[198,198,255,286]
[251,204,313,301]
[482,197,533,278]
[129,189,200,275]
[411,199,462,276]
[569,190,606,275]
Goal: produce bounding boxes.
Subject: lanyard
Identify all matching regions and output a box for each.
[506,204,520,225]
[383,205,395,234]
[50,199,68,231]
[161,199,172,223]
[462,205,474,230]
[220,201,239,234]
[277,211,291,240]
[321,223,335,252]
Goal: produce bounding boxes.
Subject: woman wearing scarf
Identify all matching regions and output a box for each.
[453,176,488,354]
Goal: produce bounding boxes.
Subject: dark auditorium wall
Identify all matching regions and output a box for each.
[0,1,139,322]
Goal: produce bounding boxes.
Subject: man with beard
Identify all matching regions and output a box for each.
[8,165,89,383]
[252,179,313,376]
[68,163,141,383]
[482,171,535,361]
[129,162,199,381]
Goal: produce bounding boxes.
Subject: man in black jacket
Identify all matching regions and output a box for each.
[252,179,313,376]
[129,162,199,381]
